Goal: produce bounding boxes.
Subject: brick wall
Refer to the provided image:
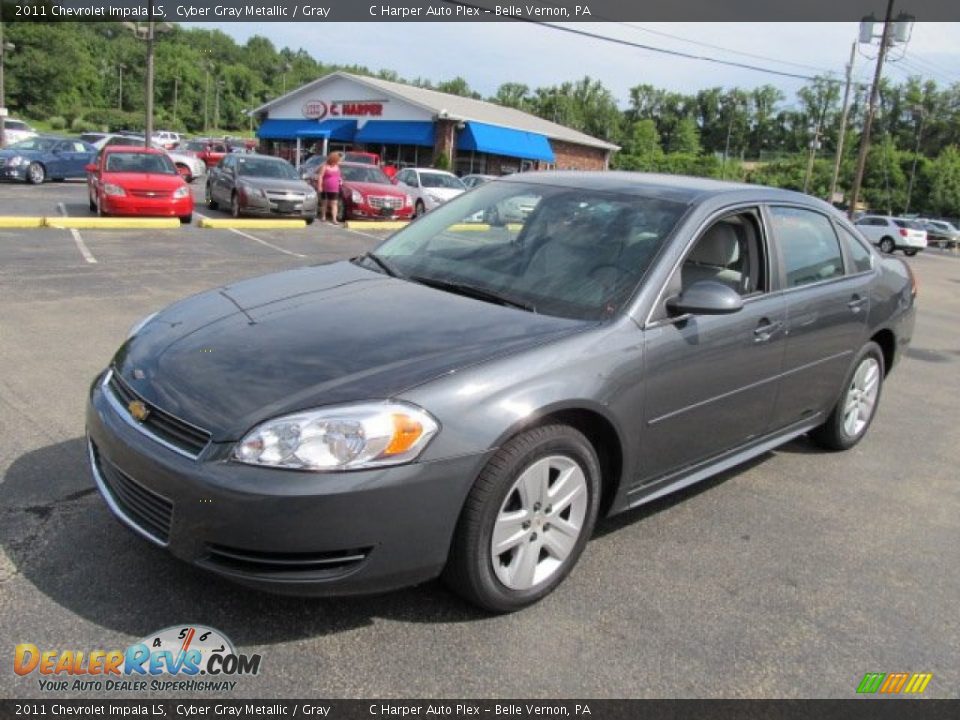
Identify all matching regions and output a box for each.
[547,140,610,171]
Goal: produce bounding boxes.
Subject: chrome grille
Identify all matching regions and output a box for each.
[129,189,172,198]
[368,196,403,210]
[106,370,211,458]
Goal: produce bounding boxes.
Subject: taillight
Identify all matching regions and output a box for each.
[899,228,909,237]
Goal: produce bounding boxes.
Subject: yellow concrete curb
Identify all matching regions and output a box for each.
[0,216,46,228]
[45,217,182,229]
[345,220,409,231]
[198,218,307,229]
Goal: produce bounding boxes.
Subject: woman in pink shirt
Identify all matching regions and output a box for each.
[317,152,342,224]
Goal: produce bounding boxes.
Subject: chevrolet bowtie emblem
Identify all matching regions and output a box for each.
[128,400,150,422]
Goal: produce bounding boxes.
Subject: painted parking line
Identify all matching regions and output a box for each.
[194,211,307,259]
[70,228,97,264]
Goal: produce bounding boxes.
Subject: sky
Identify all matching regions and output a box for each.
[196,22,960,106]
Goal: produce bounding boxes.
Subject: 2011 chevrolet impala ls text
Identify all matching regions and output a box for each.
[86,172,916,612]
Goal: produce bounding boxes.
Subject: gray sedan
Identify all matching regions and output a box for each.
[87,172,915,612]
[206,154,317,222]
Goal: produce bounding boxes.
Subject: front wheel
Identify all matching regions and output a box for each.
[179,214,193,225]
[879,237,895,254]
[205,184,218,210]
[415,200,425,218]
[231,193,241,218]
[810,341,884,451]
[26,162,46,185]
[444,424,601,612]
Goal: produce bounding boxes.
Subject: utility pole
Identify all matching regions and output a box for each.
[214,79,224,132]
[722,95,740,180]
[829,41,856,205]
[144,17,155,147]
[0,21,15,149]
[172,75,180,128]
[203,62,211,133]
[904,106,925,214]
[848,0,896,219]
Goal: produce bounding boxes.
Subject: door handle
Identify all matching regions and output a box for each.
[753,319,783,343]
[848,295,868,313]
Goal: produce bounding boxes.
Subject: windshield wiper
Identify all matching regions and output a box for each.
[409,275,536,313]
[354,251,403,279]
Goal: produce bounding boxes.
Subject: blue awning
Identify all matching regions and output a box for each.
[354,121,435,146]
[256,119,357,141]
[456,122,555,162]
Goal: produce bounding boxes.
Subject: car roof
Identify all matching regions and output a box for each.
[340,161,384,169]
[414,168,457,175]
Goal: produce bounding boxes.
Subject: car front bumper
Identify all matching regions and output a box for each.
[1,164,28,181]
[101,194,194,217]
[241,193,318,219]
[86,372,488,596]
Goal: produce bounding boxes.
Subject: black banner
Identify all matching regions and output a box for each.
[4,0,960,22]
[2,700,960,719]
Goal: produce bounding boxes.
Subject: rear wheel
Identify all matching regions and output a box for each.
[879,237,895,254]
[904,249,918,257]
[810,341,884,451]
[444,424,600,612]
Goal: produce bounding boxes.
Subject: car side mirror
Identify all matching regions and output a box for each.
[666,281,744,316]
[85,163,97,173]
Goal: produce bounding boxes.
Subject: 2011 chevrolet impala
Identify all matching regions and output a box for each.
[86,172,916,612]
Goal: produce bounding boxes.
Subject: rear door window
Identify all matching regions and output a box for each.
[769,206,844,288]
[836,224,874,274]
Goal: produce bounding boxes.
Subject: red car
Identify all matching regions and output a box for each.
[86,146,194,223]
[336,162,413,222]
[182,139,229,169]
[343,151,380,165]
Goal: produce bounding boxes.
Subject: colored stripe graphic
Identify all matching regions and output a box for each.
[857,673,885,693]
[903,673,933,694]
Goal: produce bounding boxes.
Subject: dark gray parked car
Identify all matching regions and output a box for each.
[206,154,317,222]
[87,173,916,611]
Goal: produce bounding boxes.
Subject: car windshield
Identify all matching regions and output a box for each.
[342,166,391,184]
[372,181,686,321]
[8,138,56,152]
[183,141,206,152]
[105,152,177,174]
[236,157,298,179]
[420,172,465,190]
[344,153,376,164]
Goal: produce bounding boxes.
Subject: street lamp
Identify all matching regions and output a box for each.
[122,13,173,147]
[0,20,16,149]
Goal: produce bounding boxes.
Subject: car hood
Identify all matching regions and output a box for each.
[113,261,587,441]
[344,181,406,196]
[237,177,313,193]
[101,172,185,190]
[0,148,50,160]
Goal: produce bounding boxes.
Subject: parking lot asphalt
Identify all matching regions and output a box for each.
[1,178,958,699]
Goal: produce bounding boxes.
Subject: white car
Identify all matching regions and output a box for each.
[92,134,205,183]
[2,119,38,146]
[854,215,927,256]
[394,168,466,216]
[152,130,181,149]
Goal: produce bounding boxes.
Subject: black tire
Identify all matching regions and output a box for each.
[810,341,885,451]
[88,195,96,212]
[415,200,425,218]
[96,194,107,217]
[179,214,193,225]
[205,184,218,210]
[904,249,918,257]
[879,237,895,254]
[26,162,45,185]
[444,424,601,613]
[231,193,241,218]
[305,215,316,225]
[336,203,345,223]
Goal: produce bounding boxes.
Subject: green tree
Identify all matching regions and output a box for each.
[926,146,960,217]
[668,117,701,155]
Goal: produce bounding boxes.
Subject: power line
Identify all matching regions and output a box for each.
[440,2,840,83]
[609,22,838,76]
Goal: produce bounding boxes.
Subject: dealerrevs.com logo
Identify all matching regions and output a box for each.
[14,625,261,693]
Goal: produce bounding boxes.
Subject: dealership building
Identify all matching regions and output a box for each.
[251,71,619,175]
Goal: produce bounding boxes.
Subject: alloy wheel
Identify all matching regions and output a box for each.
[842,357,881,438]
[491,454,588,590]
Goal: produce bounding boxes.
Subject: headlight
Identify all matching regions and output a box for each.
[127,311,157,339]
[7,156,25,167]
[239,183,265,199]
[103,183,126,196]
[234,402,439,471]
[173,185,190,198]
[351,189,364,204]
[305,190,317,200]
